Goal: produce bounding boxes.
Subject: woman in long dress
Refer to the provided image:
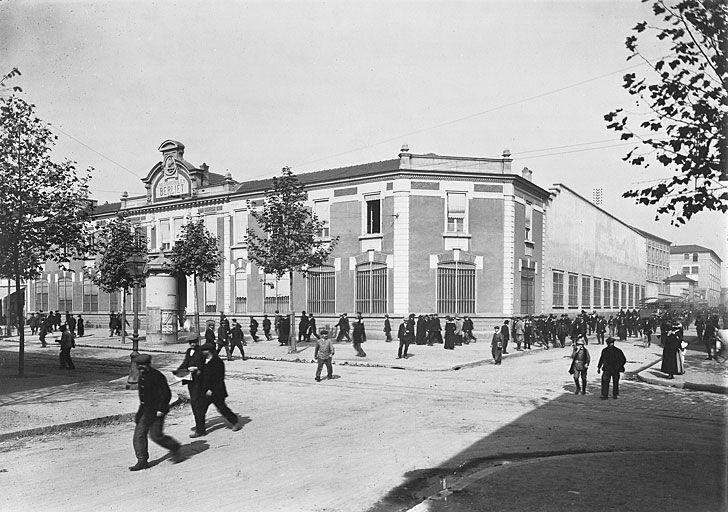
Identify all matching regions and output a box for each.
[444,316,456,350]
[660,319,682,379]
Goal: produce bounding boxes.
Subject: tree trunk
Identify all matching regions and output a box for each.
[121,288,127,344]
[15,265,24,377]
[289,269,296,354]
[193,272,200,342]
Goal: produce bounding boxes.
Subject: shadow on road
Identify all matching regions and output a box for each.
[368,381,727,512]
[148,439,210,468]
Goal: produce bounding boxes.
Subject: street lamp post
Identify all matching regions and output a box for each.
[124,252,147,390]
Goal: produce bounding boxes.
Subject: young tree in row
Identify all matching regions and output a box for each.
[246,166,338,354]
[0,90,93,376]
[167,219,222,341]
[90,216,147,344]
[605,0,727,225]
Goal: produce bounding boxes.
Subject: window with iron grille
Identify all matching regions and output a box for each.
[307,266,335,314]
[553,272,564,308]
[603,279,611,308]
[264,274,290,313]
[58,276,73,312]
[621,283,627,308]
[640,286,645,303]
[35,279,49,311]
[581,276,591,308]
[356,262,387,314]
[613,281,620,308]
[83,279,99,312]
[204,280,217,313]
[234,269,247,313]
[628,283,634,307]
[109,290,120,312]
[437,261,476,314]
[593,278,601,308]
[568,274,578,308]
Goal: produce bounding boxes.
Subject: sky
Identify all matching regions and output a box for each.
[1,0,726,278]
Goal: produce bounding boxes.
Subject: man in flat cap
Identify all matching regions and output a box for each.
[569,339,591,395]
[314,328,335,381]
[190,343,243,438]
[129,353,182,471]
[597,337,627,399]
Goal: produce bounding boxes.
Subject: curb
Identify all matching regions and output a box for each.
[635,359,728,395]
[0,398,185,443]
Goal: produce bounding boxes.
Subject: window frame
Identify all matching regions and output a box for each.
[35,279,49,311]
[445,191,467,234]
[568,273,578,308]
[356,262,387,314]
[364,195,382,235]
[581,275,591,309]
[82,278,99,312]
[58,274,73,312]
[552,271,564,308]
[437,260,476,314]
[307,266,336,314]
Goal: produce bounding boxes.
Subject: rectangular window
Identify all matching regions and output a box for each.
[603,279,611,309]
[203,215,217,236]
[691,266,698,274]
[640,285,645,303]
[568,274,578,308]
[234,270,247,313]
[160,219,171,251]
[621,283,627,308]
[628,284,634,307]
[684,253,690,260]
[446,192,466,233]
[681,266,690,275]
[313,200,330,238]
[109,291,120,312]
[234,210,248,244]
[35,279,49,311]
[148,225,157,251]
[693,253,698,262]
[437,262,476,314]
[58,276,73,312]
[365,198,381,235]
[581,276,591,308]
[520,263,535,314]
[264,274,290,313]
[553,272,564,308]
[593,278,601,308]
[172,217,185,242]
[524,201,533,241]
[83,279,99,312]
[204,280,217,313]
[307,267,336,314]
[356,263,387,314]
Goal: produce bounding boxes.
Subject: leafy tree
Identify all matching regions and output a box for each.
[246,167,338,353]
[89,216,147,344]
[604,0,727,224]
[167,219,222,340]
[0,91,93,376]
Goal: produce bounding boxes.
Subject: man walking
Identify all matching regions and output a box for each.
[569,340,590,395]
[383,314,392,342]
[298,310,309,343]
[491,326,503,365]
[249,316,260,342]
[314,328,335,381]
[501,319,512,353]
[597,337,627,400]
[229,319,246,360]
[217,314,231,360]
[595,315,606,344]
[262,314,272,341]
[190,343,243,438]
[307,313,320,341]
[56,324,75,369]
[397,316,410,359]
[336,313,351,342]
[352,313,367,357]
[129,353,182,471]
[174,338,204,433]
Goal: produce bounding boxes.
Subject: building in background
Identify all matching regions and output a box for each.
[634,229,671,299]
[663,273,698,301]
[543,184,646,315]
[669,245,723,307]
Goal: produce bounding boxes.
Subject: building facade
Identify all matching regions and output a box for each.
[663,273,698,299]
[634,229,671,299]
[669,245,723,307]
[543,184,647,314]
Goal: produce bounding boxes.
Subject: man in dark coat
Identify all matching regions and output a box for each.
[491,326,503,365]
[204,323,216,346]
[262,314,272,341]
[174,338,204,432]
[298,311,309,342]
[415,314,426,345]
[352,313,367,357]
[278,315,290,346]
[336,313,351,342]
[76,315,84,337]
[129,353,182,471]
[229,319,246,360]
[397,316,409,359]
[383,314,392,342]
[569,340,590,394]
[595,315,607,344]
[307,313,320,341]
[430,315,443,344]
[597,337,627,399]
[249,316,260,342]
[56,324,75,369]
[217,314,231,360]
[500,320,511,354]
[190,343,242,438]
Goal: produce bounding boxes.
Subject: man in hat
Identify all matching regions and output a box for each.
[397,316,410,359]
[491,326,504,365]
[56,324,75,369]
[336,313,351,342]
[569,339,591,395]
[130,353,182,471]
[501,319,512,353]
[190,343,243,438]
[352,313,367,357]
[383,314,392,342]
[174,338,204,431]
[597,337,627,399]
[217,314,231,360]
[229,319,246,360]
[314,328,335,381]
[262,314,272,341]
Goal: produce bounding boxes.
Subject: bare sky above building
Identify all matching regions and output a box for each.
[2,0,725,276]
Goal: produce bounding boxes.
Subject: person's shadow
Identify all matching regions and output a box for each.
[147,439,210,468]
[203,415,252,434]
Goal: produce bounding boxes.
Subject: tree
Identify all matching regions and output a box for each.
[246,167,338,353]
[604,0,727,225]
[167,219,222,340]
[0,91,93,376]
[89,216,147,345]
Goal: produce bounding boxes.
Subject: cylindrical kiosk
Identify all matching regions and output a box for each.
[145,253,179,344]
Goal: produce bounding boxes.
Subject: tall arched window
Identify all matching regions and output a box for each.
[307,266,335,314]
[204,281,217,313]
[356,262,387,314]
[234,269,247,313]
[264,273,290,313]
[58,275,73,312]
[83,279,99,312]
[437,261,475,314]
[35,279,49,311]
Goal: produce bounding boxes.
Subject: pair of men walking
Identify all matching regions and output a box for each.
[569,337,626,398]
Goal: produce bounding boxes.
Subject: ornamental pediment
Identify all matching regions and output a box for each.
[141,140,200,203]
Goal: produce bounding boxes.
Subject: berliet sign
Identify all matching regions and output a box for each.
[156,176,189,198]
